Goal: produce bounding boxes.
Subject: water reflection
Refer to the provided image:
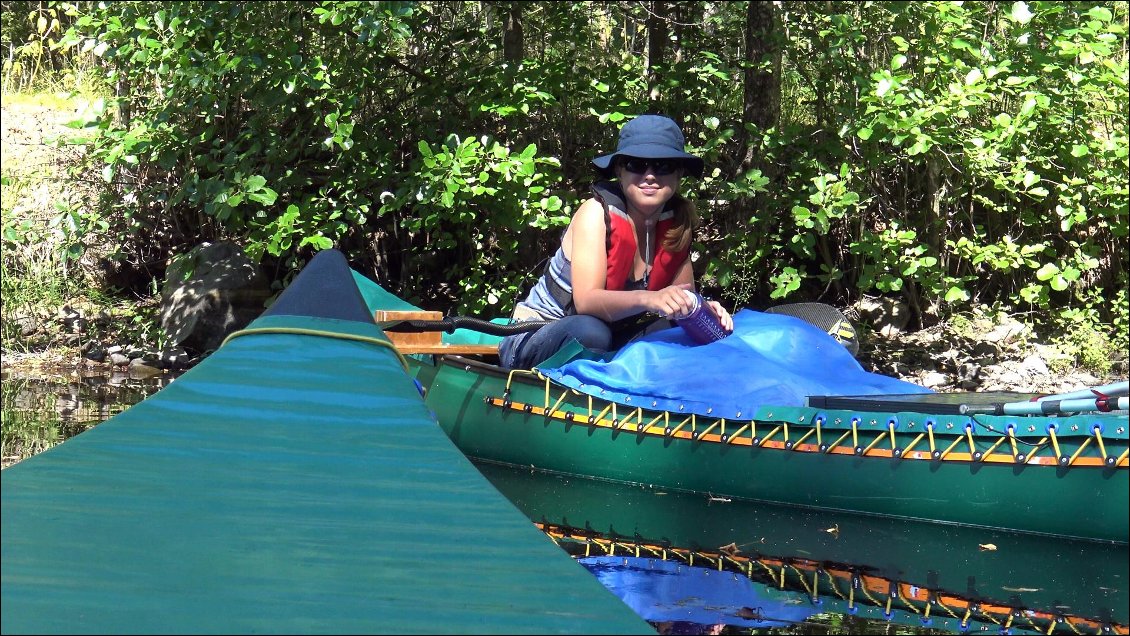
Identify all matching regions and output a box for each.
[475,460,1129,635]
[0,367,176,468]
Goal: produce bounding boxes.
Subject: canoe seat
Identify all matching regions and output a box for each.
[374,310,500,356]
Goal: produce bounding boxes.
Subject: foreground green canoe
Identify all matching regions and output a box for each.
[1,250,651,635]
[353,264,1130,544]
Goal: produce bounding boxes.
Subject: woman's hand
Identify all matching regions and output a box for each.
[649,285,697,319]
[705,299,734,334]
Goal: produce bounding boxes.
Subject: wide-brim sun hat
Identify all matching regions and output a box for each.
[592,114,704,178]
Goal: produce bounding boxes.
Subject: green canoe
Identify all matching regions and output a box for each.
[353,264,1130,544]
[1,250,652,635]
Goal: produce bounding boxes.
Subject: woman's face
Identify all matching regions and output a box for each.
[615,157,682,213]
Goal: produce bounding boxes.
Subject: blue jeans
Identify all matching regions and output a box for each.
[499,314,672,369]
[499,315,611,369]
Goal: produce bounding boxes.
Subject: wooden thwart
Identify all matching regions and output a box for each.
[374,310,500,356]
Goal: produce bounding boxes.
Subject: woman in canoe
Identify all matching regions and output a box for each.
[500,114,734,369]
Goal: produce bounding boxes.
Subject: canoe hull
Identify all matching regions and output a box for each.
[413,355,1129,543]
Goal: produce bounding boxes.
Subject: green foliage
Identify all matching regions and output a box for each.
[35,0,1126,352]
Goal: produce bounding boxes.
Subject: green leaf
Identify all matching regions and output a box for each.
[857,127,873,141]
[944,286,970,302]
[1070,144,1090,157]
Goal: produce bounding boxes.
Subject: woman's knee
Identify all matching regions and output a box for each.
[562,315,612,351]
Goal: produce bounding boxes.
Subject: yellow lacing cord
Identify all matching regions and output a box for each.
[826,430,852,453]
[861,431,886,456]
[643,411,665,431]
[822,569,846,600]
[1093,427,1108,461]
[815,417,824,447]
[620,407,643,431]
[960,606,973,630]
[591,402,614,425]
[760,425,782,445]
[964,424,977,456]
[504,369,538,393]
[721,555,745,571]
[787,564,813,598]
[696,419,721,439]
[1023,437,1048,464]
[888,421,898,450]
[544,376,551,408]
[221,327,409,372]
[902,432,926,456]
[1117,448,1130,467]
[981,435,1007,462]
[777,564,787,589]
[939,435,964,460]
[896,587,920,614]
[755,559,775,579]
[934,597,961,619]
[1068,437,1092,466]
[1008,425,1019,459]
[668,414,693,436]
[792,428,816,448]
[927,422,937,453]
[783,422,790,444]
[851,417,860,448]
[1050,426,1063,461]
[548,388,571,415]
[726,423,751,444]
[858,583,885,611]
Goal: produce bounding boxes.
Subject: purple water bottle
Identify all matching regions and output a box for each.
[675,290,729,345]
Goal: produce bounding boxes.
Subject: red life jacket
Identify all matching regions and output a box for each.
[592,181,689,291]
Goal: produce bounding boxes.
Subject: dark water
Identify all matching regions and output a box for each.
[3,372,1126,635]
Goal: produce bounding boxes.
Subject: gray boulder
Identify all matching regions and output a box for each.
[160,242,272,354]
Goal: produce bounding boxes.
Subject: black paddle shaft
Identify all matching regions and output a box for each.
[386,316,550,336]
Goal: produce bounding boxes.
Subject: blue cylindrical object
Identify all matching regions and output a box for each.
[675,290,729,345]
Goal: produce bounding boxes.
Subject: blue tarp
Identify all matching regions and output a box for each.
[540,309,931,419]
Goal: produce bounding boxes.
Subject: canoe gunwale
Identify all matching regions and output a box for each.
[422,353,1129,470]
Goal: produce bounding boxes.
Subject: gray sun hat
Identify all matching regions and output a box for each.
[592,114,704,178]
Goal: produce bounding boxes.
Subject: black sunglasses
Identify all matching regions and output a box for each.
[620,157,680,176]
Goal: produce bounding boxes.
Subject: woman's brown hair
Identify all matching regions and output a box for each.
[663,193,698,253]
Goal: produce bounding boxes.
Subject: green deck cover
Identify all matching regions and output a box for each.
[1,312,651,634]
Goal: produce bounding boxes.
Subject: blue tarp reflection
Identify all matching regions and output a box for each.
[580,556,814,633]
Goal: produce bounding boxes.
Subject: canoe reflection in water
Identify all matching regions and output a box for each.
[476,461,1129,635]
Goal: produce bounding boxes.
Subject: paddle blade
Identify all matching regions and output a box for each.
[765,302,860,356]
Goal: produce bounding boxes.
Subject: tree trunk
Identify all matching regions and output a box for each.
[646,1,668,103]
[739,0,780,169]
[503,2,523,65]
